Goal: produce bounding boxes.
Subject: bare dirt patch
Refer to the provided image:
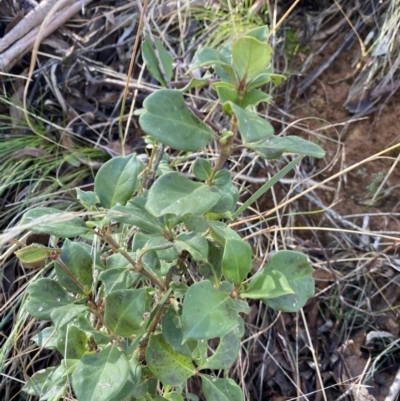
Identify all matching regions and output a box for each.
[288,34,400,233]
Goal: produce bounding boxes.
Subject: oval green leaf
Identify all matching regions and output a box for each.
[71,345,129,401]
[229,102,274,143]
[222,238,252,285]
[174,232,209,262]
[182,280,239,340]
[25,278,75,320]
[14,244,55,264]
[104,289,149,337]
[110,201,163,234]
[192,157,212,181]
[138,89,215,151]
[145,172,220,217]
[241,89,272,109]
[94,154,143,209]
[247,136,325,159]
[20,207,89,238]
[200,330,240,370]
[22,366,66,400]
[189,47,235,83]
[108,357,141,401]
[262,250,315,312]
[232,36,272,84]
[240,269,294,299]
[62,325,87,359]
[162,305,194,357]
[146,333,195,386]
[51,304,88,331]
[55,239,93,295]
[201,375,243,401]
[142,34,173,86]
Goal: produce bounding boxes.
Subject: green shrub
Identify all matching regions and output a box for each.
[16,26,324,401]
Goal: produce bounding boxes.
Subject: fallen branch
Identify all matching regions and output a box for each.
[0,0,94,72]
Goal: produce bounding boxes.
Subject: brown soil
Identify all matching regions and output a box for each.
[287,34,400,233]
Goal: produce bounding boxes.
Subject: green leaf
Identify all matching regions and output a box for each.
[247,136,325,159]
[232,36,272,84]
[94,154,143,209]
[201,375,243,401]
[162,305,194,357]
[106,251,135,269]
[55,239,93,295]
[146,333,195,386]
[22,366,66,400]
[14,244,55,264]
[200,330,240,370]
[75,315,112,346]
[229,102,274,143]
[99,266,140,294]
[142,34,173,86]
[222,238,252,285]
[104,289,149,336]
[245,72,272,91]
[212,82,238,105]
[241,89,272,109]
[108,356,141,401]
[76,189,100,209]
[20,207,89,238]
[32,327,57,350]
[182,215,209,233]
[138,89,215,151]
[189,47,235,83]
[132,232,177,262]
[192,157,212,181]
[192,338,208,368]
[245,26,269,41]
[199,241,223,286]
[262,250,315,312]
[51,304,88,331]
[213,170,231,186]
[182,280,239,340]
[210,180,238,214]
[110,200,163,234]
[240,269,294,299]
[23,367,56,397]
[146,172,220,217]
[164,392,185,401]
[71,345,130,401]
[25,278,75,320]
[59,325,87,359]
[174,232,208,262]
[233,299,250,316]
[178,73,213,93]
[270,73,286,85]
[208,221,241,245]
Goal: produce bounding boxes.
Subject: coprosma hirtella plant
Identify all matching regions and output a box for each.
[15,26,324,401]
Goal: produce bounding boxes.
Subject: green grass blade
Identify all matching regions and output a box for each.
[232,155,303,220]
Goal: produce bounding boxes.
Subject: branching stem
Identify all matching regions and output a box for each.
[95,230,166,291]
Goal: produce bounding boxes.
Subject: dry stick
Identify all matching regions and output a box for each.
[119,0,147,154]
[0,0,59,53]
[268,0,301,40]
[300,308,328,401]
[95,230,166,291]
[385,364,400,401]
[20,0,94,139]
[1,0,91,73]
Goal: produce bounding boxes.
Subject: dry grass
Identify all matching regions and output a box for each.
[0,0,399,400]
